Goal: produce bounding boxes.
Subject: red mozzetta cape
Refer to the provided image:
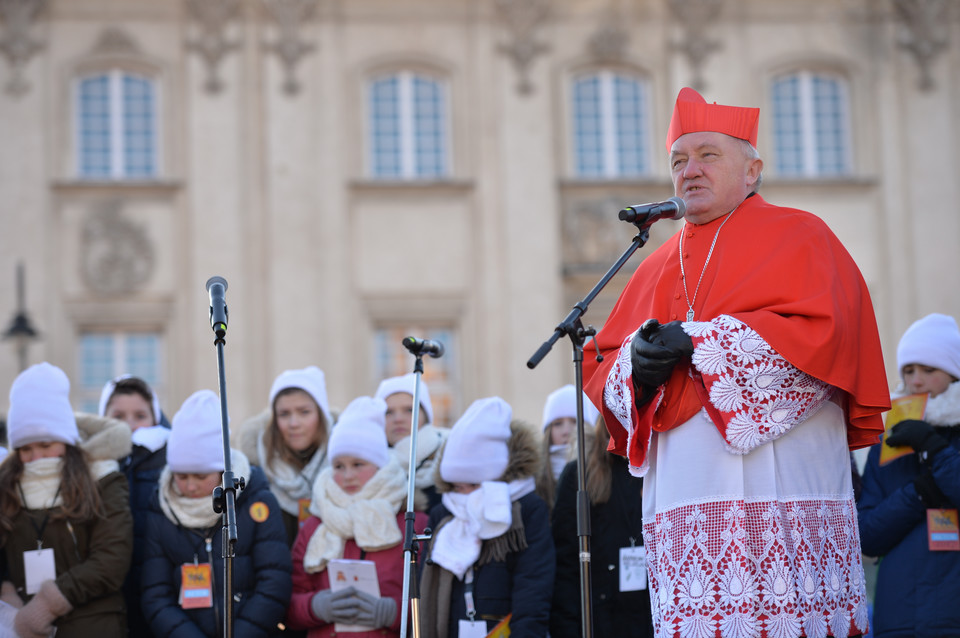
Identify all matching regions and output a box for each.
[583,195,890,468]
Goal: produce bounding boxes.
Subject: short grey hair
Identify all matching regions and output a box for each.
[740,139,763,192]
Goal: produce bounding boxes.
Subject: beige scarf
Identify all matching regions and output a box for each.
[159,450,252,530]
[303,459,407,573]
[19,457,119,510]
[392,425,446,491]
[257,429,326,516]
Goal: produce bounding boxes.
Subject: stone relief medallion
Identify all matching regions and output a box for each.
[81,201,154,296]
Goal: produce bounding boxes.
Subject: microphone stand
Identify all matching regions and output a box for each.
[399,347,435,638]
[527,220,657,638]
[206,277,243,638]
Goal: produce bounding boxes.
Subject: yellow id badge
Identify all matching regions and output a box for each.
[180,563,214,609]
[928,508,960,551]
[298,498,312,524]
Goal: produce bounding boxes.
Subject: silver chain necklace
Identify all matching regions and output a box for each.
[678,209,737,322]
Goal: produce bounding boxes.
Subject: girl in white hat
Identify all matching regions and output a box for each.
[0,362,133,638]
[859,313,960,636]
[98,374,169,637]
[287,396,427,637]
[535,384,599,510]
[420,397,555,638]
[374,373,448,512]
[140,389,291,637]
[235,366,333,545]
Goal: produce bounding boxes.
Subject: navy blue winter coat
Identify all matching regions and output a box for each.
[140,464,292,637]
[122,442,166,638]
[858,424,960,637]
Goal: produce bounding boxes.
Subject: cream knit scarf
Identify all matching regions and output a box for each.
[158,451,252,530]
[257,429,326,516]
[19,457,119,510]
[392,425,446,490]
[302,459,407,574]
[430,476,536,580]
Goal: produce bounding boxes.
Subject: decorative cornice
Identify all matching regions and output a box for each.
[0,0,45,96]
[494,0,550,96]
[262,0,318,95]
[185,0,241,94]
[892,0,950,91]
[90,26,141,57]
[667,0,723,92]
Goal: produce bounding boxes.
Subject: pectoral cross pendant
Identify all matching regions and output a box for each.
[686,309,695,322]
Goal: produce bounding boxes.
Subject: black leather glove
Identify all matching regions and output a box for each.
[651,320,694,357]
[913,468,950,508]
[631,319,683,390]
[885,419,950,462]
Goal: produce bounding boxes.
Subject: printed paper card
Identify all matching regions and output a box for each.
[328,559,380,633]
[879,393,928,466]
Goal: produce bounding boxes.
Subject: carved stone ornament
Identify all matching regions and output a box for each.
[0,0,45,96]
[588,22,630,65]
[90,26,142,58]
[263,0,319,95]
[494,0,551,95]
[667,0,723,92]
[893,0,950,91]
[185,0,241,94]
[81,201,154,297]
[563,197,630,265]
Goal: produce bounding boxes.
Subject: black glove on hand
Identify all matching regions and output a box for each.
[651,321,694,357]
[913,468,950,509]
[631,319,685,390]
[885,419,950,461]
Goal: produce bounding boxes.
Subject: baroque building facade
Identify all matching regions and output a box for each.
[0,0,957,426]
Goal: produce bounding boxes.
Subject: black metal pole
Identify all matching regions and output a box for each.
[527,224,653,638]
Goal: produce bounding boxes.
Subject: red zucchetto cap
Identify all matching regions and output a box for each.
[666,87,760,151]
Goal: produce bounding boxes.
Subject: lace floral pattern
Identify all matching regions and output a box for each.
[603,328,650,476]
[685,315,833,455]
[644,498,869,638]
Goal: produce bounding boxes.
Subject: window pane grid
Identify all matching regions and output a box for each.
[573,72,650,178]
[77,71,158,180]
[370,73,449,179]
[772,72,851,177]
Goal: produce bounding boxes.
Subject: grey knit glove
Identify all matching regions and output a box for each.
[311,586,359,625]
[352,589,397,628]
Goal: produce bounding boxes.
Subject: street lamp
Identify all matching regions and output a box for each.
[3,263,40,372]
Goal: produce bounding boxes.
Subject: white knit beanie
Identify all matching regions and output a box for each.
[7,362,80,449]
[374,373,434,425]
[440,397,512,484]
[897,313,960,381]
[327,396,391,468]
[541,384,600,431]
[168,390,225,474]
[97,374,162,425]
[269,366,332,426]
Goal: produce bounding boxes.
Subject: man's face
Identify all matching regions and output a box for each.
[670,131,762,225]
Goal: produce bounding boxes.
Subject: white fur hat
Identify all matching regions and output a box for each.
[168,390,225,474]
[541,384,600,431]
[97,374,162,425]
[7,362,80,449]
[440,397,512,484]
[897,313,960,381]
[328,396,390,468]
[374,373,433,425]
[269,366,332,426]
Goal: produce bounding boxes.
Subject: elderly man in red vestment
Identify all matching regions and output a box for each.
[583,87,891,638]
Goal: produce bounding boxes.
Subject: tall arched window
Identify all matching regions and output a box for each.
[76,70,159,179]
[771,71,852,177]
[368,71,449,179]
[572,70,652,178]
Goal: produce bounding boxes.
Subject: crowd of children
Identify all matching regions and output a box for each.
[0,313,957,637]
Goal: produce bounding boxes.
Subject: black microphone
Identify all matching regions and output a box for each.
[402,336,444,358]
[618,196,686,225]
[205,276,228,339]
